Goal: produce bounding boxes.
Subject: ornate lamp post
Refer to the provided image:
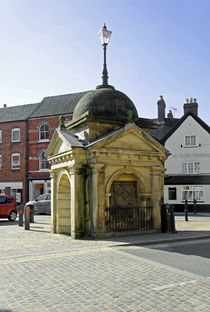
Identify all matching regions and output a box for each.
[98,24,112,86]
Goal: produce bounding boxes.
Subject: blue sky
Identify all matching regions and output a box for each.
[1,0,210,124]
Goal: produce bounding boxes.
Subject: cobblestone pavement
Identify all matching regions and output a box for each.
[0,216,210,311]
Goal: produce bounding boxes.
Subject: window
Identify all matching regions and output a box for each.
[182,186,203,201]
[39,151,49,170]
[37,194,50,201]
[168,187,177,200]
[0,196,7,204]
[0,196,13,204]
[39,123,49,141]
[11,153,20,170]
[182,162,200,174]
[10,189,22,203]
[184,135,196,147]
[0,129,2,143]
[12,128,20,142]
[0,154,1,170]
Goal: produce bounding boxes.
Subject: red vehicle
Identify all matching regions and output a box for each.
[0,195,17,221]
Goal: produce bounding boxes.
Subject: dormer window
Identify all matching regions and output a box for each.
[184,135,196,147]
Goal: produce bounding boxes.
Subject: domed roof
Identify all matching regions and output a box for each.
[73,86,138,122]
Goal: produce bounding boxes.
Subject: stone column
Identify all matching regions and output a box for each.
[50,170,57,234]
[89,164,105,238]
[151,167,162,231]
[70,166,85,239]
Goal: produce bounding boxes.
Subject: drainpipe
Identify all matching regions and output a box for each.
[25,119,29,204]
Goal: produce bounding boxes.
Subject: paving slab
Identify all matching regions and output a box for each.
[0,213,209,312]
[0,213,210,255]
[0,229,209,312]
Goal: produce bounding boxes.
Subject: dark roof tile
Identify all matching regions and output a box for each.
[59,129,86,148]
[155,112,210,145]
[152,118,179,142]
[0,103,40,122]
[0,91,90,123]
[30,91,89,118]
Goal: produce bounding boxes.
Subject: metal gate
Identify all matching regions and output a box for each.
[105,181,153,232]
[105,205,153,232]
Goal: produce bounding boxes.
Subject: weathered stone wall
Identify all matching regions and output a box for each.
[48,124,168,238]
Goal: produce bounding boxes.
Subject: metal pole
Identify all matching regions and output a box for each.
[193,199,197,214]
[102,44,108,85]
[185,199,188,221]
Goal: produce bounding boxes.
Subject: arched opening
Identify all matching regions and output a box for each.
[105,173,153,232]
[57,173,71,234]
[39,123,49,141]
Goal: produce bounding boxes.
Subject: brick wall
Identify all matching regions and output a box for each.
[0,120,27,203]
[28,114,73,178]
[0,113,73,204]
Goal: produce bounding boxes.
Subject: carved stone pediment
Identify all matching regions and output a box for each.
[88,124,168,155]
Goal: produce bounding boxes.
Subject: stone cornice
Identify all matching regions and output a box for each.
[87,149,165,164]
[48,149,86,166]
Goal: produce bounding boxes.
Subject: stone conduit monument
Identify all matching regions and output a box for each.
[46,25,169,239]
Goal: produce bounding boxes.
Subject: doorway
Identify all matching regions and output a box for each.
[105,181,153,232]
[57,173,71,234]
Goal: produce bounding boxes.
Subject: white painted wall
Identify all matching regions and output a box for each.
[165,116,210,175]
[164,184,210,205]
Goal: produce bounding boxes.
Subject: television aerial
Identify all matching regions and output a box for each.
[170,107,177,117]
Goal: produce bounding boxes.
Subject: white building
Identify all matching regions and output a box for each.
[153,97,210,212]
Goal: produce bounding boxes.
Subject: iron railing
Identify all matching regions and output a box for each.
[105,206,153,232]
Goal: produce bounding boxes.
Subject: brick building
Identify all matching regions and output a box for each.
[3,88,209,214]
[0,103,39,204]
[0,91,88,205]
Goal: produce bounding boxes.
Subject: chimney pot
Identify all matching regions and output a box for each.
[3,104,7,108]
[167,110,173,119]
[184,97,198,116]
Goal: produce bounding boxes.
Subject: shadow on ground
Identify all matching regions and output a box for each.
[149,239,210,259]
[0,220,18,226]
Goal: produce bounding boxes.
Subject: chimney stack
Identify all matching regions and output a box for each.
[167,110,173,119]
[184,98,198,116]
[157,95,166,123]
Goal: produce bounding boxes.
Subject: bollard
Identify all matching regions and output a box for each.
[170,205,176,233]
[30,206,34,223]
[184,199,188,221]
[161,204,176,233]
[24,205,30,230]
[193,199,197,214]
[19,207,23,226]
